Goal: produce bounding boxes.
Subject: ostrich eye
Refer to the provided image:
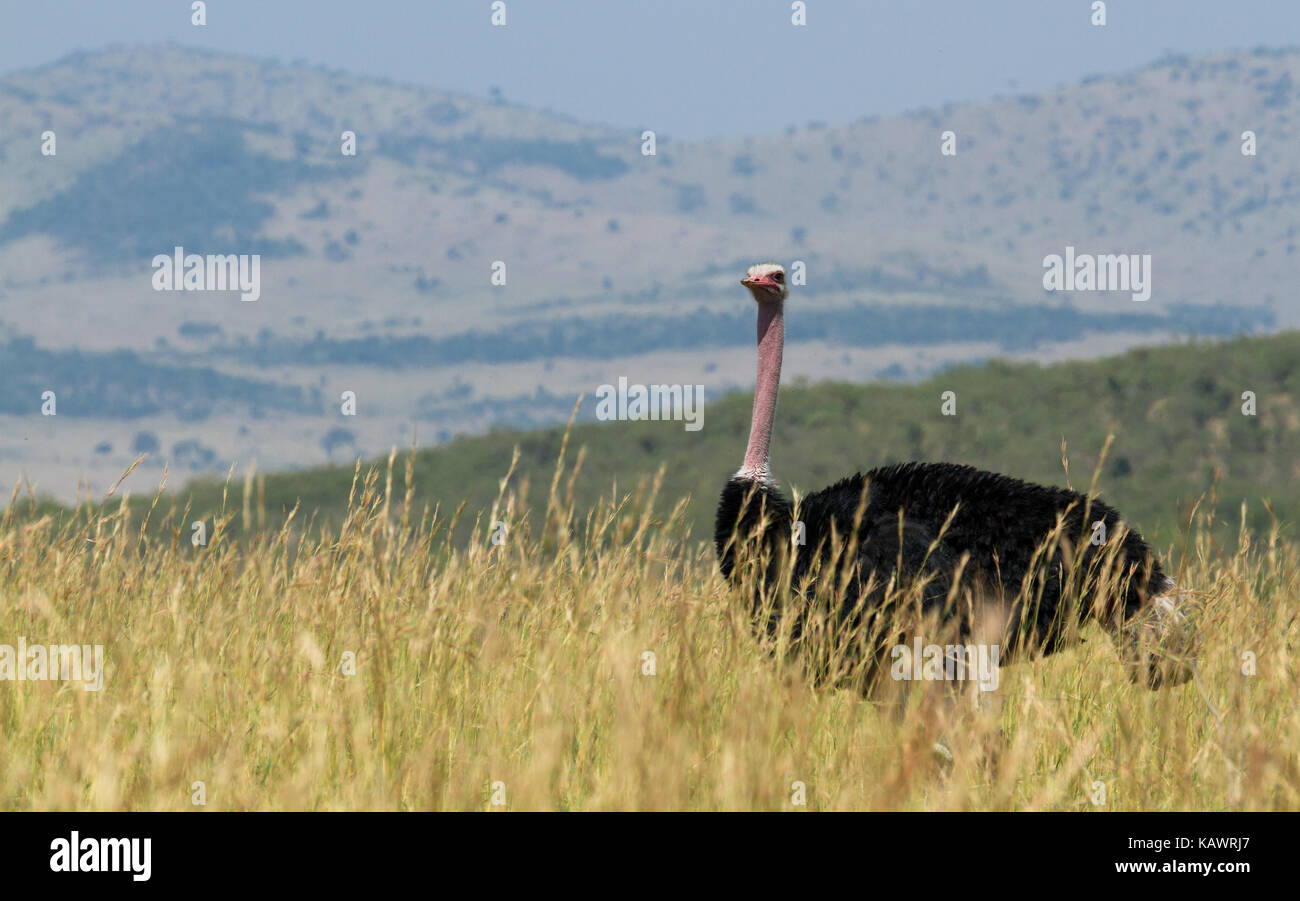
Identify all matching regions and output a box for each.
[773,271,784,283]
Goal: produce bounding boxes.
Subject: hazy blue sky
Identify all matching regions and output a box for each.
[2,0,1299,138]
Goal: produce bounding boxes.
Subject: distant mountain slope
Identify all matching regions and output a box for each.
[4,45,1299,318]
[0,45,1295,500]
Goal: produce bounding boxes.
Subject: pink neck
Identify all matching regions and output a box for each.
[739,301,784,480]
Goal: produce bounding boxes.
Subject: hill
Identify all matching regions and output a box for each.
[1,45,1297,501]
[26,329,1294,552]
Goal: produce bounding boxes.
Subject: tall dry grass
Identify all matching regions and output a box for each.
[0,436,1296,811]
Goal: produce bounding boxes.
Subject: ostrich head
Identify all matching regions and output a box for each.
[741,262,788,303]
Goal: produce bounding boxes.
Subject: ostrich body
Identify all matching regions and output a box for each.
[714,263,1193,690]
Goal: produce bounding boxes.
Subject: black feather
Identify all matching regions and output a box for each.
[716,461,1170,686]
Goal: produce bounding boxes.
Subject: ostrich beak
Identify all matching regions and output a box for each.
[742,275,778,291]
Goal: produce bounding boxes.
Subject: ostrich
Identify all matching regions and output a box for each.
[714,263,1195,693]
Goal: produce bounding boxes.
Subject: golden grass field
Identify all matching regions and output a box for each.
[1,438,1297,812]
